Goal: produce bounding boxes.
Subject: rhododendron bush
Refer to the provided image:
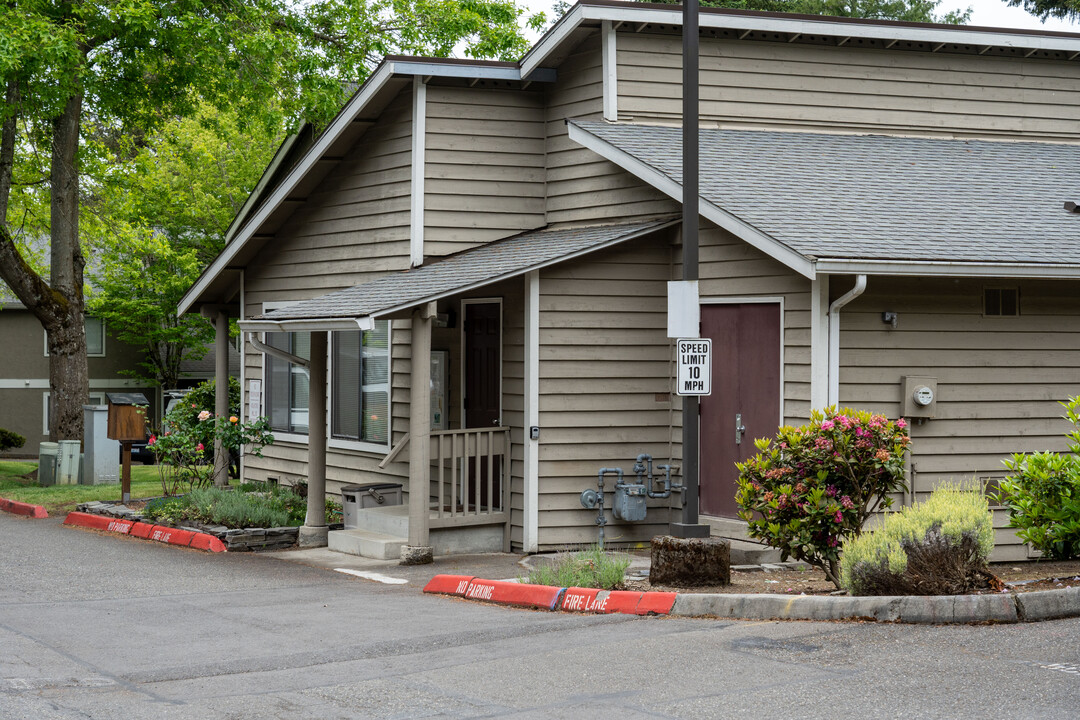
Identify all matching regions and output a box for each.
[735,407,910,587]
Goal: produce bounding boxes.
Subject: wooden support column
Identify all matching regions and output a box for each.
[299,330,328,547]
[213,310,230,487]
[403,305,434,564]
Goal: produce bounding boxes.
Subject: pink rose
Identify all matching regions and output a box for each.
[148,435,156,445]
[196,443,205,452]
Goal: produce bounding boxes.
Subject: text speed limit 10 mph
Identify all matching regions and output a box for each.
[676,338,712,396]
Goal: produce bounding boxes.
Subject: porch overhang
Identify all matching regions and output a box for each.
[237,218,678,332]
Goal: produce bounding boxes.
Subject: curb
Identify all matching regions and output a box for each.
[424,575,677,616]
[0,497,48,519]
[423,574,1080,624]
[63,512,226,553]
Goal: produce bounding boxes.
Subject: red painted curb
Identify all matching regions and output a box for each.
[0,497,48,519]
[635,591,677,615]
[63,512,225,553]
[423,575,476,596]
[463,579,564,610]
[561,587,604,612]
[602,590,645,614]
[447,578,678,616]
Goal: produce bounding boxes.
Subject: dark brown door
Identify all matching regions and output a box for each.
[463,302,501,508]
[699,303,781,518]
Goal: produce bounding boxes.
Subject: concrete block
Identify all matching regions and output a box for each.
[1015,586,1080,622]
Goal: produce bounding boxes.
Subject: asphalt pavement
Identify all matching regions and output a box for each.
[3,511,1080,719]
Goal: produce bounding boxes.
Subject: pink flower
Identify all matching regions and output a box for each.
[834,510,843,523]
[896,418,907,428]
[820,420,835,430]
[197,410,211,421]
[148,435,156,445]
[196,443,205,452]
[841,495,854,509]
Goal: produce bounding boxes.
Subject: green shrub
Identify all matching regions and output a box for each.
[995,397,1080,560]
[0,428,26,452]
[142,485,339,529]
[524,547,630,590]
[840,484,995,596]
[735,407,910,588]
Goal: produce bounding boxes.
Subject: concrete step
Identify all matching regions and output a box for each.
[328,528,406,561]
[351,504,409,536]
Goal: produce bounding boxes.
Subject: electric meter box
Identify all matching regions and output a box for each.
[901,376,938,419]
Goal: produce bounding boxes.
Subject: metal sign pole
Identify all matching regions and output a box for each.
[672,0,709,539]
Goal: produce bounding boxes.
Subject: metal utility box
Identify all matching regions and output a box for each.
[341,483,403,529]
[56,440,81,485]
[38,442,58,487]
[901,376,938,419]
[612,482,648,522]
[106,392,150,441]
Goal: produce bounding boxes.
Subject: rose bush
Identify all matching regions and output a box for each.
[735,407,910,587]
[150,388,273,495]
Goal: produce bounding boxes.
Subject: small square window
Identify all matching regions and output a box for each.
[984,288,1019,317]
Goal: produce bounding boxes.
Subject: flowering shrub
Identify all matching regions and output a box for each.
[735,407,910,587]
[995,397,1080,560]
[150,389,274,495]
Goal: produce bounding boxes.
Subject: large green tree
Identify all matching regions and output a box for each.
[1007,0,1080,21]
[86,105,282,390]
[0,0,540,442]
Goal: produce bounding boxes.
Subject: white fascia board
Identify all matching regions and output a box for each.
[815,258,1080,279]
[178,62,397,317]
[567,121,814,278]
[520,4,585,78]
[370,219,679,319]
[238,317,375,333]
[390,60,554,82]
[521,4,1080,77]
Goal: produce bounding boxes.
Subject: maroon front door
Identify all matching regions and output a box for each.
[463,302,501,508]
[699,303,782,518]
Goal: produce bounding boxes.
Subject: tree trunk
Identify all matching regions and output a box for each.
[48,93,89,442]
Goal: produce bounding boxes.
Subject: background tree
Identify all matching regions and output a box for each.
[1007,0,1080,21]
[86,105,282,390]
[0,0,542,442]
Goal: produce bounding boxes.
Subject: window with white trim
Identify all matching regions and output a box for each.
[265,332,310,434]
[43,316,106,357]
[331,322,390,444]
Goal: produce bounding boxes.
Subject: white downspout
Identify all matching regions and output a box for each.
[827,274,867,408]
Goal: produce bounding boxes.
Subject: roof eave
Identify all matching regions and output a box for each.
[815,258,1080,279]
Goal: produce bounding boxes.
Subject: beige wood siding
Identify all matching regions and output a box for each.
[244,90,414,307]
[617,32,1080,140]
[536,235,680,549]
[424,86,546,254]
[697,221,814,429]
[837,276,1080,561]
[545,32,678,226]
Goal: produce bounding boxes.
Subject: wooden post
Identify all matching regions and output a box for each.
[121,441,131,503]
[213,309,230,487]
[402,306,434,565]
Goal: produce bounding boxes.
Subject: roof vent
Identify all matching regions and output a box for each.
[1065,201,1080,214]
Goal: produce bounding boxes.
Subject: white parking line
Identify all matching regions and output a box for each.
[334,568,409,584]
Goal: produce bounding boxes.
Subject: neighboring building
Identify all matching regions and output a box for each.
[180,2,1080,561]
[0,285,157,457]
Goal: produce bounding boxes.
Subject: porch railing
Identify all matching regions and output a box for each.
[428,427,510,529]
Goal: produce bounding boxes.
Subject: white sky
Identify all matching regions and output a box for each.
[518,0,1078,41]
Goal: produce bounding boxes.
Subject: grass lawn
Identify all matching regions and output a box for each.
[0,461,164,515]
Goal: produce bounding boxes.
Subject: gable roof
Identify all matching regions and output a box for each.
[568,120,1080,279]
[238,218,676,331]
[181,2,1080,316]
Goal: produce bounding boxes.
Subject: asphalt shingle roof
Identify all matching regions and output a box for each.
[572,120,1080,265]
[254,219,674,321]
